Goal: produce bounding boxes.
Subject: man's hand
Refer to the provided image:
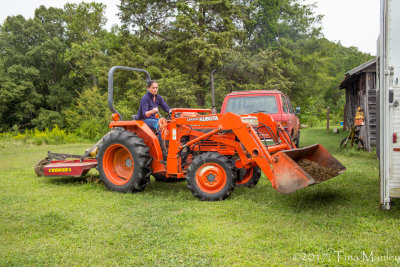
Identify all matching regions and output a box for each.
[152,107,159,114]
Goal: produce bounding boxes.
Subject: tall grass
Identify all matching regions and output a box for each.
[0,126,83,146]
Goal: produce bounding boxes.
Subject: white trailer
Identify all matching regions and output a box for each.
[378,0,400,209]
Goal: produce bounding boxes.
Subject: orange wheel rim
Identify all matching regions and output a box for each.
[195,163,227,193]
[103,144,134,185]
[236,167,253,185]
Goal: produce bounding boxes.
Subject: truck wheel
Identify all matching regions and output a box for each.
[236,166,261,188]
[187,152,235,201]
[295,131,300,148]
[97,130,151,192]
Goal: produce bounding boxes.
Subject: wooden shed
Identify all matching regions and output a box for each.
[339,58,377,151]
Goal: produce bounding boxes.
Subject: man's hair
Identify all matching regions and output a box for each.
[147,80,157,88]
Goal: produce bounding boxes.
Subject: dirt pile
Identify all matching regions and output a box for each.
[297,159,339,182]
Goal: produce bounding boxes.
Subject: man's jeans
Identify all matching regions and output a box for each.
[143,119,163,154]
[143,118,160,130]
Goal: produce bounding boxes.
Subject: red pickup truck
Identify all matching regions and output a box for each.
[221,90,300,147]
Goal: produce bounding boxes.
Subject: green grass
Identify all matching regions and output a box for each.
[1,128,400,266]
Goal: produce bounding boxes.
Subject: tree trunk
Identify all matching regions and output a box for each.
[196,91,206,107]
[91,74,98,87]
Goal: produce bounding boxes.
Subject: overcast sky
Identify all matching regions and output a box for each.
[304,0,380,55]
[0,0,380,55]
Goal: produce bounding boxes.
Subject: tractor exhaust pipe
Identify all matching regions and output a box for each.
[211,70,217,114]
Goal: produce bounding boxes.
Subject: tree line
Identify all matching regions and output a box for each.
[0,0,373,134]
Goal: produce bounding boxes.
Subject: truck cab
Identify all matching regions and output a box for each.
[221,90,300,146]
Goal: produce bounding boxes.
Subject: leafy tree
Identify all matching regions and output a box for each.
[34,6,65,40]
[0,15,51,129]
[31,108,66,130]
[119,0,243,106]
[63,86,111,140]
[233,0,322,48]
[63,2,107,43]
[63,2,111,88]
[0,0,375,131]
[275,37,373,124]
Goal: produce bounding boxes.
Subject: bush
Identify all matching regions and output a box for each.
[32,129,48,145]
[75,119,108,141]
[32,109,66,130]
[64,86,110,131]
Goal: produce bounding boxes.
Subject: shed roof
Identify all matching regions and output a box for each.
[339,57,377,89]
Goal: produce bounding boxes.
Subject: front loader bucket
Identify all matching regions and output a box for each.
[271,144,346,194]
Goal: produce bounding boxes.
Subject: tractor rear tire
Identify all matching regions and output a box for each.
[97,130,151,193]
[187,152,235,201]
[236,166,261,188]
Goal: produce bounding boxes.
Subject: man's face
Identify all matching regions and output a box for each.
[148,83,158,95]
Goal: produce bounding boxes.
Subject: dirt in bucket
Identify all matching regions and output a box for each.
[297,159,339,182]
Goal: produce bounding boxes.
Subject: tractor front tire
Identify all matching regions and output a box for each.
[187,152,235,201]
[236,166,261,188]
[97,130,151,193]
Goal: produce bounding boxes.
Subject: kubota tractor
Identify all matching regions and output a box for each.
[35,66,345,201]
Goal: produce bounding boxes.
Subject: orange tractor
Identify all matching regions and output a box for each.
[35,66,345,201]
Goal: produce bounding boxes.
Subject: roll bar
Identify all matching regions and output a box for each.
[107,66,151,120]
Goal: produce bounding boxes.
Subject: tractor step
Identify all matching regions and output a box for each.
[43,159,98,177]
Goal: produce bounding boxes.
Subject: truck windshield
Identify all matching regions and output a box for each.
[225,96,278,115]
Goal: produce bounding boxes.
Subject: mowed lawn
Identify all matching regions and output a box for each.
[1,128,400,266]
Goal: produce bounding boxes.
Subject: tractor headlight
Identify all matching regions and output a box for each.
[241,116,259,127]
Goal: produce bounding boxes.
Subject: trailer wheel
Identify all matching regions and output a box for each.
[35,158,49,177]
[97,130,151,192]
[236,166,261,188]
[187,152,235,201]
